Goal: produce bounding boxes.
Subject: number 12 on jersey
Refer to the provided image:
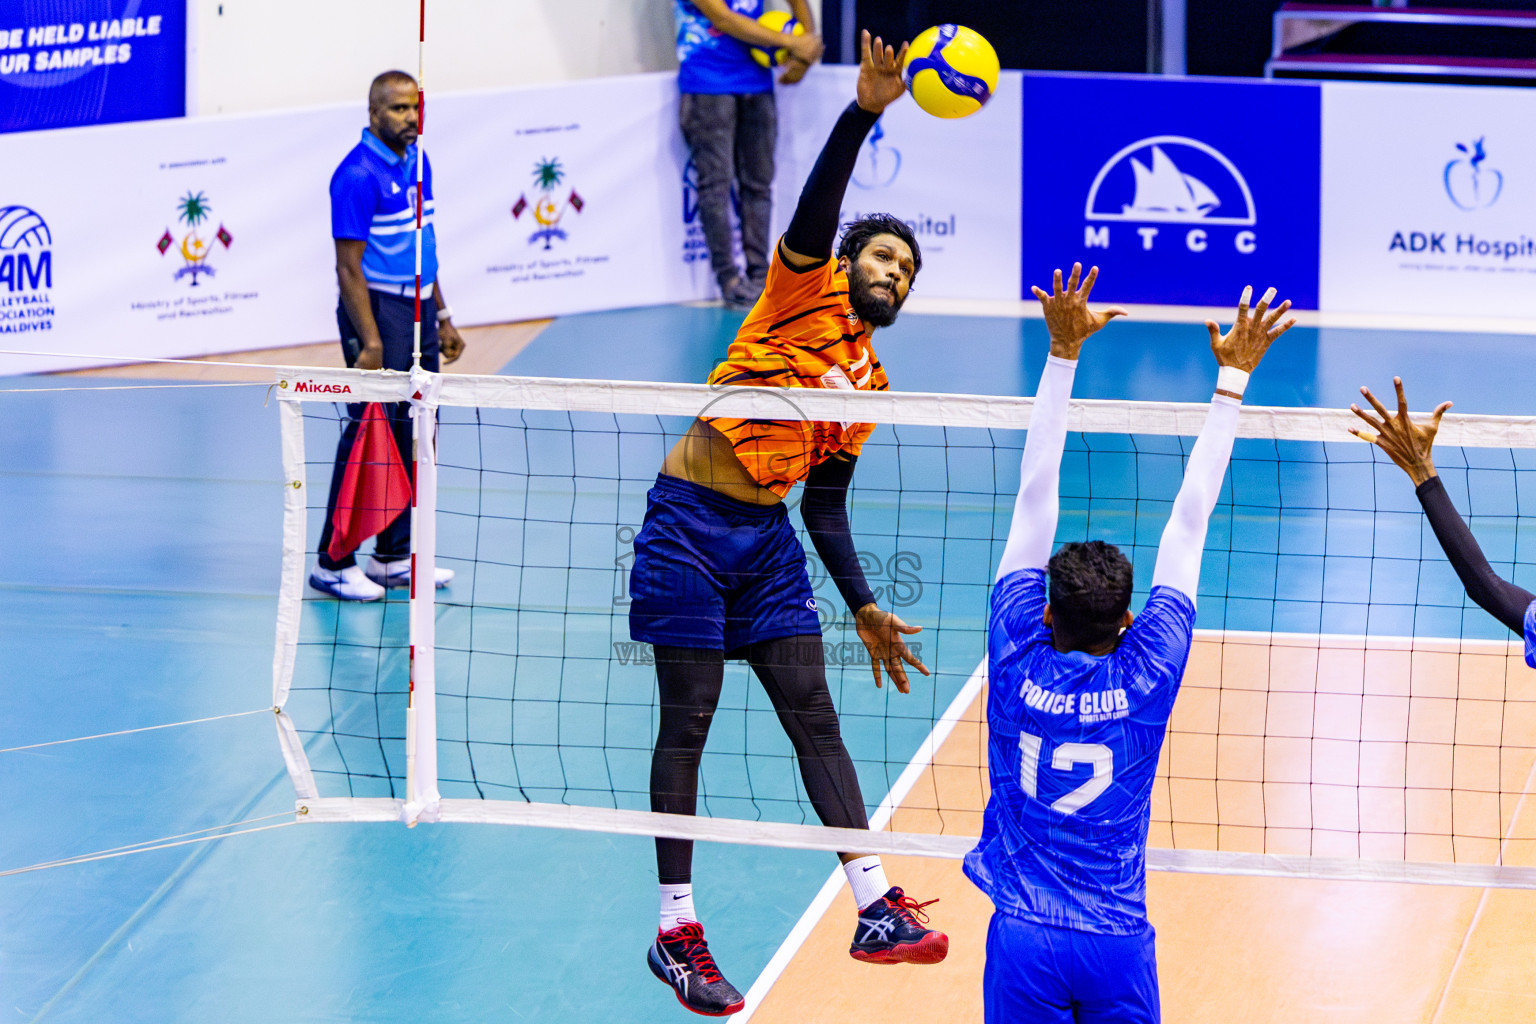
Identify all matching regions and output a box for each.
[1019,732,1113,814]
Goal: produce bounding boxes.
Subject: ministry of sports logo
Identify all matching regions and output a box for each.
[0,204,54,334]
[1081,135,1258,254]
[512,157,585,250]
[157,190,233,286]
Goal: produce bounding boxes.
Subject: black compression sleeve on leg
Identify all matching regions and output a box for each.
[651,645,726,886]
[781,102,881,261]
[747,637,870,832]
[802,456,877,613]
[1417,475,1535,635]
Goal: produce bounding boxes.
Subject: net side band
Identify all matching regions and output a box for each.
[272,368,1536,447]
[293,798,1536,890]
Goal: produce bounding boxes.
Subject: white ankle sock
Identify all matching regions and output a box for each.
[843,856,890,911]
[660,883,696,931]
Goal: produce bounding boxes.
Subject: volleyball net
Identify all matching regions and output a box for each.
[272,367,1536,886]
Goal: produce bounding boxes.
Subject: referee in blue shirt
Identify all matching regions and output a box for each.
[309,70,464,602]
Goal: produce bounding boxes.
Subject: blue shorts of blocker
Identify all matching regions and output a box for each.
[984,912,1160,1024]
[628,474,820,652]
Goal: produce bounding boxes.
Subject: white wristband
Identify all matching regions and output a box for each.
[1215,365,1249,397]
[435,306,453,323]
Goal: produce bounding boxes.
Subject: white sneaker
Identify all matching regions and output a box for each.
[365,556,455,589]
[309,564,386,601]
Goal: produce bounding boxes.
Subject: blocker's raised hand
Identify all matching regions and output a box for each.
[856,29,909,115]
[1349,376,1451,487]
[1206,285,1295,373]
[1030,263,1127,361]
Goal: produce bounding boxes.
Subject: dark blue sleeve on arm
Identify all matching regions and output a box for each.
[801,455,877,612]
[1417,475,1534,635]
[781,102,881,261]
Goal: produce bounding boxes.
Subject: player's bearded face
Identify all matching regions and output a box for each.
[846,237,913,329]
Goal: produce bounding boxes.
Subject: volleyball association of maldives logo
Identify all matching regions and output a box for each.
[0,204,54,335]
[0,205,52,294]
[511,157,585,250]
[1081,135,1259,254]
[156,191,233,285]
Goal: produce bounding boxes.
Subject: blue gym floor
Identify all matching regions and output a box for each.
[5,306,1536,1022]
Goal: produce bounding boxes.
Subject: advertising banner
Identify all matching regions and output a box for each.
[1320,81,1536,319]
[0,0,184,134]
[2,74,712,374]
[1021,74,1322,309]
[773,66,1024,302]
[1,106,352,374]
[12,67,1536,376]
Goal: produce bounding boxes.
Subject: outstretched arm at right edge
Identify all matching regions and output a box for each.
[1152,287,1296,601]
[1351,377,1534,634]
[996,264,1126,581]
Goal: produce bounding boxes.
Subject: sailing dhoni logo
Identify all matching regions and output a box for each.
[1082,135,1257,254]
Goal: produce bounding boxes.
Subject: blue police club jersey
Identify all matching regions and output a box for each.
[330,128,439,288]
[964,568,1197,936]
[674,0,772,94]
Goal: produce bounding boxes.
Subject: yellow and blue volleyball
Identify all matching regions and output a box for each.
[750,10,806,68]
[901,24,999,119]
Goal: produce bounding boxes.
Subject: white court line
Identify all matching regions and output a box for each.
[1429,745,1536,1022]
[735,658,989,1022]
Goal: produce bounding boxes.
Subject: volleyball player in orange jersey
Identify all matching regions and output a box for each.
[633,31,947,1017]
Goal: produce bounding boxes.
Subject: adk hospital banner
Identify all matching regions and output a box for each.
[3,65,1534,373]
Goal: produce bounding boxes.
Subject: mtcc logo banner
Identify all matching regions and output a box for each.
[1022,76,1321,308]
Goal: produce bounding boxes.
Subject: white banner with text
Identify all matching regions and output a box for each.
[8,71,1536,374]
[1320,81,1536,319]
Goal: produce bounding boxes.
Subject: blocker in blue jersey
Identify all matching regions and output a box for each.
[966,266,1296,1023]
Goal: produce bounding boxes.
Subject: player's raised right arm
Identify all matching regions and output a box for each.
[779,30,907,268]
[996,265,1126,581]
[1150,287,1295,601]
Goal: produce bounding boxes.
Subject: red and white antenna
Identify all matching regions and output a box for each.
[404,0,430,825]
[411,0,426,371]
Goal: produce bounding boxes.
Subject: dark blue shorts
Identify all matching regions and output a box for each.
[628,474,821,652]
[984,912,1159,1024]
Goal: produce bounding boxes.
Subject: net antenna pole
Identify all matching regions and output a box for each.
[403,0,440,826]
[411,0,425,373]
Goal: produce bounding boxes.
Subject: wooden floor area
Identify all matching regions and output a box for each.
[748,635,1536,1023]
[49,319,551,381]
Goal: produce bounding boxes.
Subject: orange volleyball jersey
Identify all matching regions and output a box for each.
[703,246,889,496]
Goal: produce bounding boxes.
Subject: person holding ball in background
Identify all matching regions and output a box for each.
[673,1,823,309]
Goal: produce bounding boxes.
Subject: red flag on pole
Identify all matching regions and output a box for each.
[326,402,414,563]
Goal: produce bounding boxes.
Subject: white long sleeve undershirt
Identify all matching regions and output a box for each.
[1149,392,1244,603]
[996,355,1076,582]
